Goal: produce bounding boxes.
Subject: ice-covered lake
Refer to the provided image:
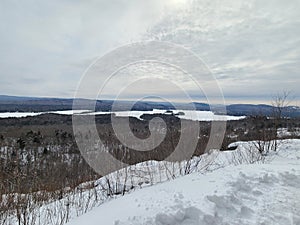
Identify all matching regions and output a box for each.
[0,109,245,121]
[0,110,88,118]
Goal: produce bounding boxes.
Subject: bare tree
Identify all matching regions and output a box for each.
[252,91,292,155]
[271,91,292,151]
[272,91,291,119]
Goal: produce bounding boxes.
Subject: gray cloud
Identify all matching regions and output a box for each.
[0,0,299,104]
[148,0,300,102]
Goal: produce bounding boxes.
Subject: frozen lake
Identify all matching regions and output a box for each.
[0,109,245,121]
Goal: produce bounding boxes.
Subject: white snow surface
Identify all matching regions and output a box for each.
[66,140,300,225]
[278,128,300,138]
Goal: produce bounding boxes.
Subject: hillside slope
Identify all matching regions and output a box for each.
[67,140,300,225]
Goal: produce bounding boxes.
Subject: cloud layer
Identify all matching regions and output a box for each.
[0,0,299,104]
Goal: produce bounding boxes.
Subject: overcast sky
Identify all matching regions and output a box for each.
[0,0,299,104]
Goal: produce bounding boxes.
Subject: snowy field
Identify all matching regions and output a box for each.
[0,109,245,121]
[66,140,300,225]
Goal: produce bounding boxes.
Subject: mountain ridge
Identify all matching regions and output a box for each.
[0,95,299,117]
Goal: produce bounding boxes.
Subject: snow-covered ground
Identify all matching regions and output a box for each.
[3,140,299,225]
[0,109,245,121]
[278,128,300,138]
[67,140,300,225]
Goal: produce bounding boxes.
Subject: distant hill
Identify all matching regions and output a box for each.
[0,95,299,117]
[0,95,74,112]
[226,104,300,117]
[0,95,41,101]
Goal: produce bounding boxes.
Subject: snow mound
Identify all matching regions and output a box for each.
[155,206,202,225]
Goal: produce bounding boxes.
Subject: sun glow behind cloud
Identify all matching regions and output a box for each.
[168,0,189,8]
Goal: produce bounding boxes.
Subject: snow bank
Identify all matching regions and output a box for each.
[67,140,300,225]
